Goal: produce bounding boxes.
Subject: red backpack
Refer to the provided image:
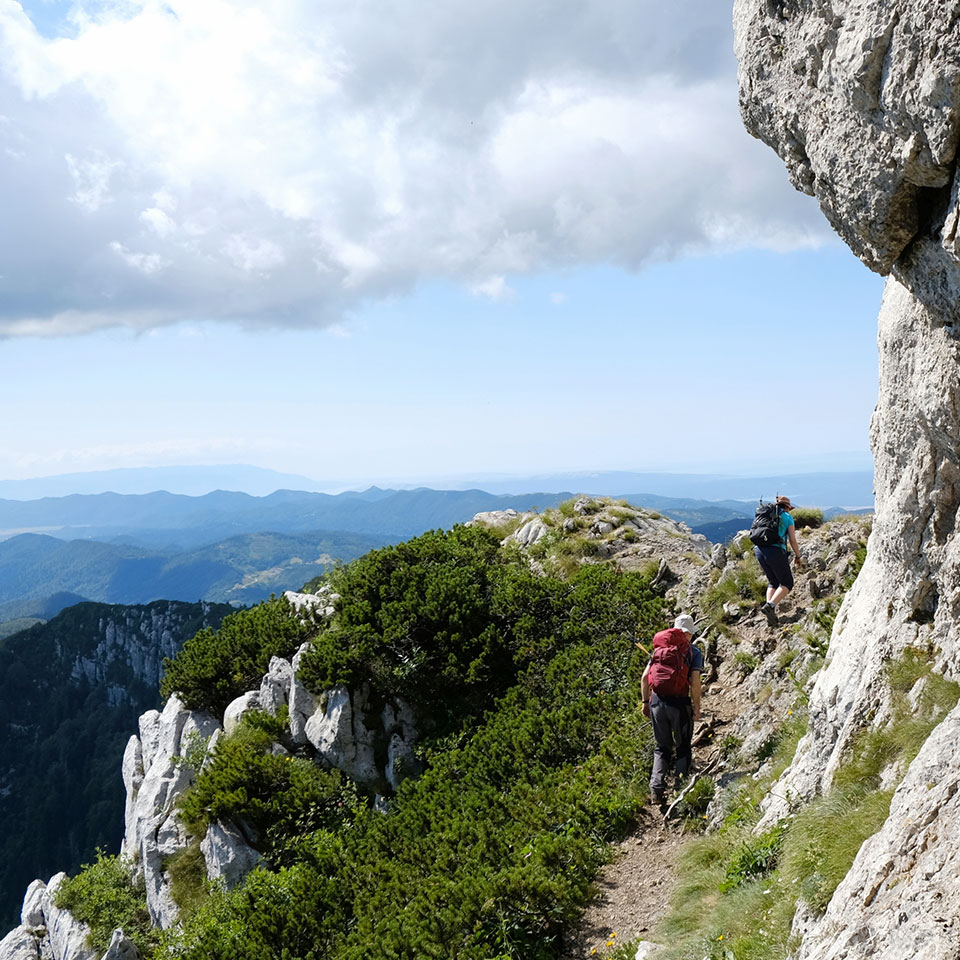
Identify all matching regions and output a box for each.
[649,628,692,697]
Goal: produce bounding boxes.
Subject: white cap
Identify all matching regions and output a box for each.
[674,614,696,635]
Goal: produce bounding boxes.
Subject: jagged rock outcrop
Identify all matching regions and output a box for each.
[736,0,960,954]
[0,874,97,960]
[121,696,220,928]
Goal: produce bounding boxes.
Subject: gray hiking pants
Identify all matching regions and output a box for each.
[650,697,694,792]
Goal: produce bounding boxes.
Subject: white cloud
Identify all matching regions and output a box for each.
[140,206,177,237]
[110,241,170,274]
[470,275,515,302]
[65,150,120,211]
[0,0,827,337]
[551,292,567,305]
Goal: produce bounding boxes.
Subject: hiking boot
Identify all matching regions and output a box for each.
[650,787,666,807]
[760,602,779,626]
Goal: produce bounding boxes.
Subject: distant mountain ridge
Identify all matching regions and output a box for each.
[0,529,385,622]
[0,488,574,550]
[0,464,875,508]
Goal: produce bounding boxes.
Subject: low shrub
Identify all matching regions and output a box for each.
[161,597,319,715]
[791,507,823,529]
[55,851,155,957]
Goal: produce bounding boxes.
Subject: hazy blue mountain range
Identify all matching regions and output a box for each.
[0,464,875,508]
[0,529,385,626]
[0,488,573,550]
[0,464,327,499]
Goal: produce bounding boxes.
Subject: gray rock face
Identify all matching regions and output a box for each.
[289,642,319,744]
[41,874,96,960]
[99,930,140,960]
[259,656,294,715]
[302,683,418,790]
[798,705,960,960]
[200,821,261,891]
[0,926,39,960]
[736,0,960,953]
[223,691,263,736]
[20,881,45,929]
[734,0,960,277]
[121,696,221,928]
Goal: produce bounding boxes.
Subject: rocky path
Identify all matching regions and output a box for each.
[562,696,738,959]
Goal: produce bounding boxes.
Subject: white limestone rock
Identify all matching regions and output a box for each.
[121,696,220,928]
[259,657,293,716]
[469,508,523,528]
[20,881,45,930]
[283,589,336,619]
[0,926,39,960]
[795,705,960,960]
[305,685,379,785]
[289,642,318,745]
[734,0,960,276]
[504,518,548,548]
[382,699,419,791]
[223,691,262,736]
[200,821,261,891]
[41,873,96,960]
[99,930,139,960]
[735,1,960,954]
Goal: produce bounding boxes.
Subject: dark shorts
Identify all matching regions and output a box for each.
[754,545,794,590]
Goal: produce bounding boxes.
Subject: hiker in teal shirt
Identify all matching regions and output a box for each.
[755,496,804,626]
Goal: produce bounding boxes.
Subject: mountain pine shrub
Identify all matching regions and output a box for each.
[160,597,319,715]
[152,528,669,960]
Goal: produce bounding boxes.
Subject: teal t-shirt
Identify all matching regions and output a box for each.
[777,511,795,550]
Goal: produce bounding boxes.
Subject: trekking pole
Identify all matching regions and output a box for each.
[663,751,724,823]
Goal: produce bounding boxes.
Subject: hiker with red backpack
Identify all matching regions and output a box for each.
[749,495,804,627]
[640,614,703,806]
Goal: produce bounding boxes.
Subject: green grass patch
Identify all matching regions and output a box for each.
[703,555,767,626]
[654,649,960,959]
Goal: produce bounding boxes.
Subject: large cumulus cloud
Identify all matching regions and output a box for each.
[0,0,825,336]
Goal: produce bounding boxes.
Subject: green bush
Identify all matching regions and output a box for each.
[298,525,575,731]
[160,598,318,715]
[178,721,355,864]
[153,546,669,960]
[791,507,823,529]
[55,851,156,957]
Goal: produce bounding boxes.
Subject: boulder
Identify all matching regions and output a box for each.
[710,543,727,570]
[20,881,45,929]
[41,874,97,960]
[223,691,262,736]
[259,657,293,716]
[504,518,548,548]
[0,927,39,960]
[99,930,140,960]
[470,508,522,527]
[200,821,261,890]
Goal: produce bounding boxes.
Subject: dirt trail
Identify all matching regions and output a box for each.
[562,691,739,958]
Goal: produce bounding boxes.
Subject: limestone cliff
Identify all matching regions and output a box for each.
[735,2,960,956]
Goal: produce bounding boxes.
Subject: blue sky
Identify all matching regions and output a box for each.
[0,0,884,488]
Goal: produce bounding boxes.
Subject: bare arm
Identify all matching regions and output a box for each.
[690,671,701,721]
[788,525,803,565]
[641,664,651,717]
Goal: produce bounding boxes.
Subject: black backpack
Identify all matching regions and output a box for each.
[749,500,782,547]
